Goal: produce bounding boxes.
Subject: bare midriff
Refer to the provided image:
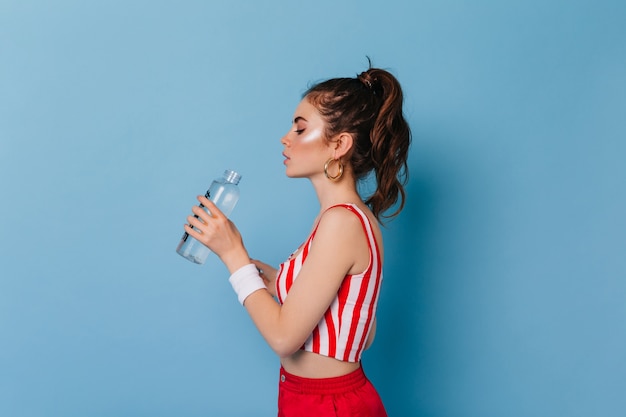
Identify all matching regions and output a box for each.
[281,350,361,378]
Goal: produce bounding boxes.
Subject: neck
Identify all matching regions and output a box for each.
[310,172,362,212]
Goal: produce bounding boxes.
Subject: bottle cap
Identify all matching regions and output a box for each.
[224,169,242,185]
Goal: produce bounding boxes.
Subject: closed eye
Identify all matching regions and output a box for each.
[293,116,307,134]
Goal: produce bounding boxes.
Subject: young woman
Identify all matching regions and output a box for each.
[184,65,411,416]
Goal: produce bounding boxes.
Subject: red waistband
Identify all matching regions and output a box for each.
[278,366,367,395]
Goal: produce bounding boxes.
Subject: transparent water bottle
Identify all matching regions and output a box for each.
[176,169,242,264]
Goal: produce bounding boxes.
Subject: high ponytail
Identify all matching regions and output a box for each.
[304,64,411,221]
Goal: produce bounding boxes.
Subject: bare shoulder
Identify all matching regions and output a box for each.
[322,204,380,243]
[316,205,365,236]
[318,204,384,263]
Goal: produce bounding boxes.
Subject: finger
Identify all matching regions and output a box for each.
[197,196,226,219]
[250,259,276,277]
[186,214,206,230]
[248,259,264,273]
[184,223,203,241]
[250,259,266,270]
[197,194,211,208]
[191,205,211,222]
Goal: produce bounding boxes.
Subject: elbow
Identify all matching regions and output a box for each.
[270,336,303,358]
[275,348,296,359]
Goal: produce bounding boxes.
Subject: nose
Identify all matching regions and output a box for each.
[280,131,290,146]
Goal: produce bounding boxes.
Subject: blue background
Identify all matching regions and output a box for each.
[1,1,625,416]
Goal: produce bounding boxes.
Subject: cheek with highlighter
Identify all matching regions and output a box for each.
[296,127,324,145]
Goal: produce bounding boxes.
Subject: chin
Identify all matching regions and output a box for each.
[284,166,297,177]
[285,166,315,179]
[285,170,306,179]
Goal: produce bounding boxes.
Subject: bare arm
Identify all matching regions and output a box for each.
[185,198,368,357]
[240,208,369,356]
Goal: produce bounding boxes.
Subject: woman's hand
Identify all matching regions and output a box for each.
[250,259,278,297]
[183,195,250,273]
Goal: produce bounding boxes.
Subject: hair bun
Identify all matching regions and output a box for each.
[358,71,375,91]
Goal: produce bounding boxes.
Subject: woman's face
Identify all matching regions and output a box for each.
[280,98,333,179]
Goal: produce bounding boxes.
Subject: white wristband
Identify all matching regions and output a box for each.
[228,263,266,305]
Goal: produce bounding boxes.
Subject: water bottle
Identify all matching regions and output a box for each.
[176,169,242,264]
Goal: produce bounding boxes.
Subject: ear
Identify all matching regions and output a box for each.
[331,132,354,160]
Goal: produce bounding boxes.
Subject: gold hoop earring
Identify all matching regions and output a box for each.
[324,158,344,181]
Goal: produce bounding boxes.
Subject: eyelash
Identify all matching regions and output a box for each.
[295,129,305,134]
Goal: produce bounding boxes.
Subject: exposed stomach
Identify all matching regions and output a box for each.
[280,350,361,378]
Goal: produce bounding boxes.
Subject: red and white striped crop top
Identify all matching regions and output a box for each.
[275,204,383,363]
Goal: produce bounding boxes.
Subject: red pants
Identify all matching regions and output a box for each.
[277,366,388,417]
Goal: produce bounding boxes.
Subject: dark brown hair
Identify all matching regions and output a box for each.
[304,64,411,221]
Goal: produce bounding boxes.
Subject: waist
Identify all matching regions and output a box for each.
[281,349,361,378]
[278,366,367,394]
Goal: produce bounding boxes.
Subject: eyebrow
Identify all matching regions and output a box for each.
[293,116,308,124]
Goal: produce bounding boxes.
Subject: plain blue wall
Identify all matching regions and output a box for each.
[1,1,625,416]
